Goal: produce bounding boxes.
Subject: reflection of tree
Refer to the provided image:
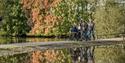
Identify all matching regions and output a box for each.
[26,38,63,42]
[95,47,125,63]
[31,49,71,63]
[0,53,30,63]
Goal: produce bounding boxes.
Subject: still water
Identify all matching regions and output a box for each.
[0,37,125,63]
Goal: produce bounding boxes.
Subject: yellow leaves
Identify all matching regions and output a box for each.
[21,0,33,9]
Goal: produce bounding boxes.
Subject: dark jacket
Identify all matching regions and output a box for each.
[71,26,78,33]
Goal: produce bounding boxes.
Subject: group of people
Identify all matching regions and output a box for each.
[70,19,95,63]
[70,18,95,41]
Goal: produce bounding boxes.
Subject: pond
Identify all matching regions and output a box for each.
[0,37,125,63]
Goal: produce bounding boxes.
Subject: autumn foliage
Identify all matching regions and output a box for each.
[21,0,61,35]
[31,50,64,63]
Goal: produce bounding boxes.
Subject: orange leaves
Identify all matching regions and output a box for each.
[32,51,42,63]
[21,0,61,35]
[44,50,58,62]
[43,0,62,10]
[50,0,62,7]
[31,8,40,22]
[31,50,63,63]
[44,14,58,34]
[21,0,33,9]
[44,14,57,26]
[43,0,49,9]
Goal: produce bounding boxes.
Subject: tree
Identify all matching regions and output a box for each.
[51,0,88,34]
[21,0,61,35]
[2,0,30,36]
[93,0,125,38]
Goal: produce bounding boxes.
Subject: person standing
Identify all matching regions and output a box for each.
[86,19,95,63]
[87,19,95,40]
[78,19,88,41]
[79,19,84,40]
[70,23,79,40]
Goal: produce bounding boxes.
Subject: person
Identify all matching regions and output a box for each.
[70,23,79,40]
[81,21,88,39]
[77,20,82,40]
[83,21,88,41]
[77,19,87,40]
[87,21,95,63]
[77,23,81,40]
[87,19,95,40]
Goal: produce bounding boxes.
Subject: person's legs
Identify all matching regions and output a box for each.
[70,33,73,40]
[85,30,91,41]
[88,31,92,40]
[71,32,78,40]
[84,31,87,41]
[92,30,95,40]
[80,31,83,41]
[76,32,79,40]
[82,31,85,40]
[74,33,77,40]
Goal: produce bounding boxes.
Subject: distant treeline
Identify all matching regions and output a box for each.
[0,0,125,37]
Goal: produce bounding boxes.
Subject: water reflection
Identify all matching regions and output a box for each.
[26,38,64,42]
[95,46,125,63]
[0,37,125,63]
[0,37,64,44]
[1,45,125,63]
[0,37,27,44]
[0,53,30,63]
[31,50,68,63]
[69,47,95,63]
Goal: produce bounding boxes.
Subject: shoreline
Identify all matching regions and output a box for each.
[0,34,70,38]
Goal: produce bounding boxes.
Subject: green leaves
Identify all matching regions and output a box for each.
[1,0,125,36]
[95,46,125,63]
[1,0,30,36]
[93,0,125,37]
[51,0,88,34]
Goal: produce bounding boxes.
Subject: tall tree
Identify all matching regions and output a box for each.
[2,0,30,36]
[93,0,125,38]
[51,0,88,34]
[21,0,61,35]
